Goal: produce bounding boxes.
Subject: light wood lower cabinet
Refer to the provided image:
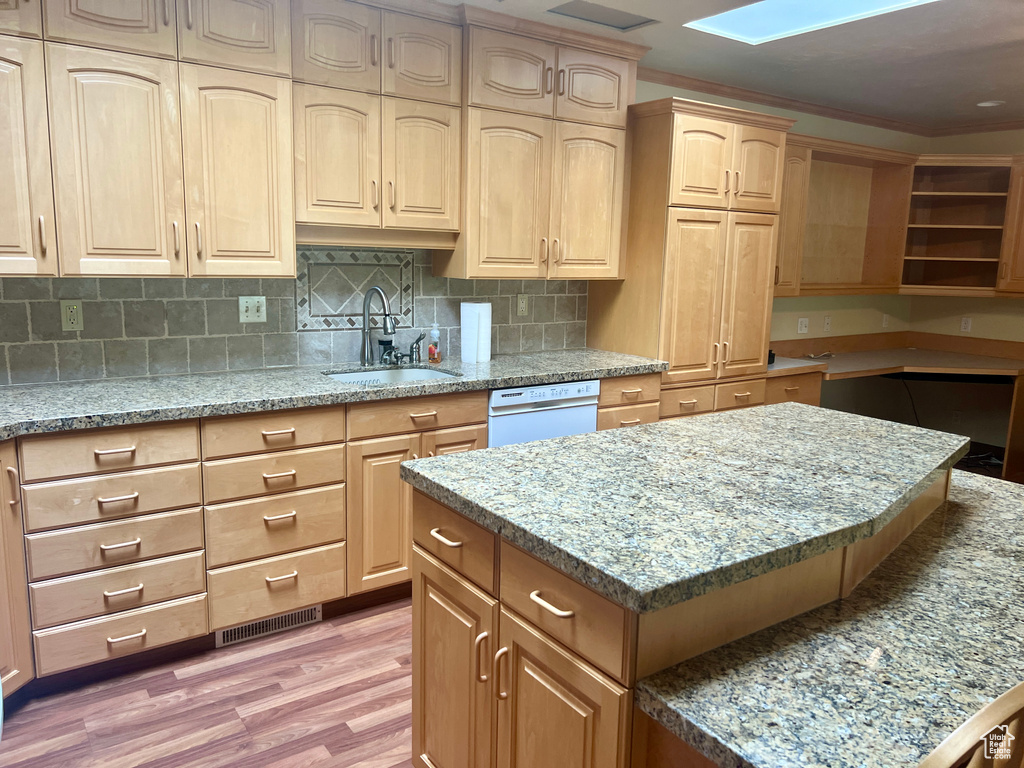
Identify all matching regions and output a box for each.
[0,37,57,276]
[764,372,822,406]
[412,546,498,768]
[597,403,659,431]
[496,607,631,768]
[1,442,34,696]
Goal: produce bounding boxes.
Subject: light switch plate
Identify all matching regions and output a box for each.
[239,296,267,324]
[823,315,832,333]
[797,317,809,334]
[60,300,83,332]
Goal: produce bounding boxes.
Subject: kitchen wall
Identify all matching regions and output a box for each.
[770,295,912,341]
[0,251,587,386]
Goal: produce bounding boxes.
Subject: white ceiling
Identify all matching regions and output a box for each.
[446,0,1024,134]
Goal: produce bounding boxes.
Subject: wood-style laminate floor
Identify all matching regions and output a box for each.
[0,600,415,768]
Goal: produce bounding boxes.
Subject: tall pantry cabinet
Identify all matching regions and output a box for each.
[588,99,793,400]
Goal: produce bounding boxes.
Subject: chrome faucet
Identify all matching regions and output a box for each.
[361,286,398,366]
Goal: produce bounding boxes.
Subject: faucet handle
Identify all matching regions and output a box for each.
[410,332,425,363]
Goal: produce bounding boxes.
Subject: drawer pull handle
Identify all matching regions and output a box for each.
[264,511,298,523]
[100,537,142,553]
[734,392,752,399]
[620,388,643,396]
[409,411,438,419]
[784,386,800,392]
[5,466,19,510]
[429,527,463,548]
[94,445,137,458]
[266,570,299,584]
[104,583,144,599]
[262,470,297,481]
[620,419,642,426]
[97,491,140,505]
[261,428,296,438]
[494,647,509,700]
[679,399,698,406]
[474,631,489,683]
[529,590,575,619]
[107,628,146,645]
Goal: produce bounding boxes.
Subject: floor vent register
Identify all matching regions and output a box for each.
[215,605,323,647]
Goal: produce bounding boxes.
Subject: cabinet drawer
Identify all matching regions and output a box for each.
[714,379,766,411]
[29,551,206,630]
[203,444,346,504]
[207,542,347,631]
[765,373,822,406]
[205,484,346,568]
[499,541,631,685]
[412,491,496,595]
[19,421,200,482]
[21,463,202,533]
[25,507,205,582]
[597,403,660,431]
[201,406,347,459]
[598,374,660,406]
[33,593,208,677]
[347,391,487,440]
[659,385,715,419]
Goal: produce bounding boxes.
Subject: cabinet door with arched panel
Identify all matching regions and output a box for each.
[0,0,41,38]
[553,48,630,128]
[177,0,290,76]
[730,124,786,214]
[43,0,177,58]
[469,27,555,118]
[291,0,380,93]
[669,115,734,210]
[382,11,461,105]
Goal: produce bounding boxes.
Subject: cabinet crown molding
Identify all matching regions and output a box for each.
[459,5,650,61]
[629,97,796,132]
[914,153,1017,167]
[786,133,918,166]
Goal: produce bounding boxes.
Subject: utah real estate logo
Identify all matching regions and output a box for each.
[981,725,1015,760]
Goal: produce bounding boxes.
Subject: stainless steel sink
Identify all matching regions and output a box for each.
[324,367,460,386]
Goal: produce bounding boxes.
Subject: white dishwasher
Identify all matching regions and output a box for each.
[487,380,600,448]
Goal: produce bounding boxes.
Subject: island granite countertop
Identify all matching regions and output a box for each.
[0,348,665,441]
[400,403,969,613]
[637,469,1024,768]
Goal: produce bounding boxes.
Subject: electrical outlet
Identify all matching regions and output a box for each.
[960,316,973,333]
[516,294,529,317]
[823,315,832,333]
[60,300,84,332]
[239,296,267,324]
[797,317,809,334]
[882,313,890,328]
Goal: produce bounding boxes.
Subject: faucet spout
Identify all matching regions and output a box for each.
[361,286,397,366]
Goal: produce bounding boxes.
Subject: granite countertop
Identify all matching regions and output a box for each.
[0,349,666,441]
[765,356,828,377]
[637,469,1024,768]
[401,403,969,613]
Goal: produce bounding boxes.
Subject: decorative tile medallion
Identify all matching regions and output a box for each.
[296,248,415,331]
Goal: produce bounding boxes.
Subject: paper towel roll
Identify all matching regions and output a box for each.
[460,302,492,363]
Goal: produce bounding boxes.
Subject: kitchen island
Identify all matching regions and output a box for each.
[400,403,973,767]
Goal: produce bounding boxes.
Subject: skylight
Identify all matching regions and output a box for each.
[684,0,945,45]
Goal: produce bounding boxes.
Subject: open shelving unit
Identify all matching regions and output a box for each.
[900,159,1013,295]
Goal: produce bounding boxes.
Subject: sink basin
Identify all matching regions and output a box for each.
[325,367,460,386]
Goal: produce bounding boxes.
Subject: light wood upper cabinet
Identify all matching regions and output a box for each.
[731,123,785,214]
[461,108,552,279]
[181,64,294,277]
[291,0,380,92]
[774,144,811,297]
[294,83,381,228]
[719,212,777,378]
[669,115,733,210]
[47,43,185,276]
[43,0,177,58]
[177,0,290,76]
[548,122,624,279]
[660,209,726,384]
[384,97,460,232]
[998,161,1024,293]
[412,547,497,768]
[1,441,34,697]
[0,0,42,37]
[553,47,630,128]
[347,433,418,595]
[495,607,631,768]
[383,11,461,105]
[0,37,56,276]
[469,27,555,119]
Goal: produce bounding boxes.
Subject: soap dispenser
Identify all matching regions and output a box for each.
[428,323,442,364]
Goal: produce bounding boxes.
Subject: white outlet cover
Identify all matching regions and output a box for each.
[797,317,809,334]
[882,313,890,328]
[823,315,831,332]
[60,299,84,332]
[960,316,972,333]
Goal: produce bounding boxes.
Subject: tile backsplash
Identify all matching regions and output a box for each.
[0,251,587,386]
